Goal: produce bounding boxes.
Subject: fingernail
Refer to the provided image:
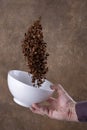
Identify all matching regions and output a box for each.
[50,85,55,90]
[31,106,36,111]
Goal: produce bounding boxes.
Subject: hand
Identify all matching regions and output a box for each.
[30,84,78,122]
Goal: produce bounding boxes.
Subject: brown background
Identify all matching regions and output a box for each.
[0,0,87,129]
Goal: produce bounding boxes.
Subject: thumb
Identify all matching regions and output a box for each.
[57,84,67,96]
[57,84,75,102]
[51,84,73,101]
[51,84,67,96]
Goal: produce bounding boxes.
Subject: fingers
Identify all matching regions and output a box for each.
[46,97,55,103]
[30,103,40,114]
[30,103,39,111]
[30,103,50,116]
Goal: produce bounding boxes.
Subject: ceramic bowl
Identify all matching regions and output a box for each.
[7,70,54,108]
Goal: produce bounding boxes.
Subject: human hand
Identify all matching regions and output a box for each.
[30,84,78,122]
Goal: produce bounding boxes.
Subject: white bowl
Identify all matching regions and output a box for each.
[7,70,54,108]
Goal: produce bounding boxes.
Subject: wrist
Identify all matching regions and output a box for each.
[67,101,78,122]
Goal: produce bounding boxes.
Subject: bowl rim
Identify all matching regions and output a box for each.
[8,69,54,92]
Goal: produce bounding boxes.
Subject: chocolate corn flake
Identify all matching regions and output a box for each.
[22,17,49,87]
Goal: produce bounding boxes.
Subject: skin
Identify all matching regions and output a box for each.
[30,84,78,122]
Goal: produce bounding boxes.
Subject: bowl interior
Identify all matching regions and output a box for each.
[8,70,53,91]
[9,70,34,86]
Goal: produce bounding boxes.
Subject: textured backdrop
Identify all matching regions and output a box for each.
[0,0,87,129]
